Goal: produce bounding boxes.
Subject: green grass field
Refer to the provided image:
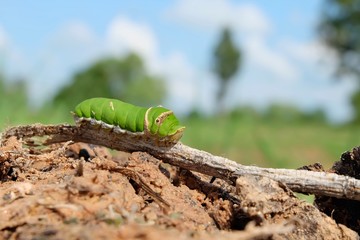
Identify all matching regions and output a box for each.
[181,116,360,170]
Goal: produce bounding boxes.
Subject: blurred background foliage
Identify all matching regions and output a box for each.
[1,0,360,170]
[319,0,360,122]
[53,53,165,111]
[213,27,241,112]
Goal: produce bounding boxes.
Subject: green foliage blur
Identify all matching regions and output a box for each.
[213,27,241,111]
[319,0,360,122]
[0,75,29,126]
[53,53,165,112]
[0,52,166,127]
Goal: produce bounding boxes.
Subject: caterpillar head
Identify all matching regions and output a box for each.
[145,106,185,143]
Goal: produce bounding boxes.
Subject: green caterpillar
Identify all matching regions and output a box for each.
[73,98,185,145]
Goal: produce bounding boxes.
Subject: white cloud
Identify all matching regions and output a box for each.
[61,22,97,44]
[244,37,298,81]
[106,16,158,65]
[0,25,27,78]
[167,0,356,122]
[0,26,8,48]
[229,70,356,123]
[159,52,219,115]
[28,22,101,105]
[168,0,299,82]
[15,16,199,114]
[281,39,339,74]
[228,37,357,123]
[105,16,202,114]
[161,52,197,112]
[46,21,100,61]
[167,0,270,36]
[278,39,356,122]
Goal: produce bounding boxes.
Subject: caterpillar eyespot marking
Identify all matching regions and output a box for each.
[73,98,185,146]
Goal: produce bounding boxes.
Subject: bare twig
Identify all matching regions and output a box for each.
[2,123,360,201]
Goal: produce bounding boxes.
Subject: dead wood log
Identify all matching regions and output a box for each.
[2,123,360,201]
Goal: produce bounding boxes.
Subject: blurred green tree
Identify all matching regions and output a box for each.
[318,0,360,122]
[213,27,241,112]
[53,53,166,110]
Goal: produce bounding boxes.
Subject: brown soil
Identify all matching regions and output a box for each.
[0,134,359,239]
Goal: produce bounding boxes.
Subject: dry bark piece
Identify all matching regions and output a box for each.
[2,123,360,201]
[297,162,325,172]
[315,147,360,234]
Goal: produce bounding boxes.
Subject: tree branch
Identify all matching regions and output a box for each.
[2,122,360,201]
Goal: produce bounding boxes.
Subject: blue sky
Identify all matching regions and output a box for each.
[0,0,356,122]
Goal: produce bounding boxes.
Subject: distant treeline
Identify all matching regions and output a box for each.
[187,104,327,124]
